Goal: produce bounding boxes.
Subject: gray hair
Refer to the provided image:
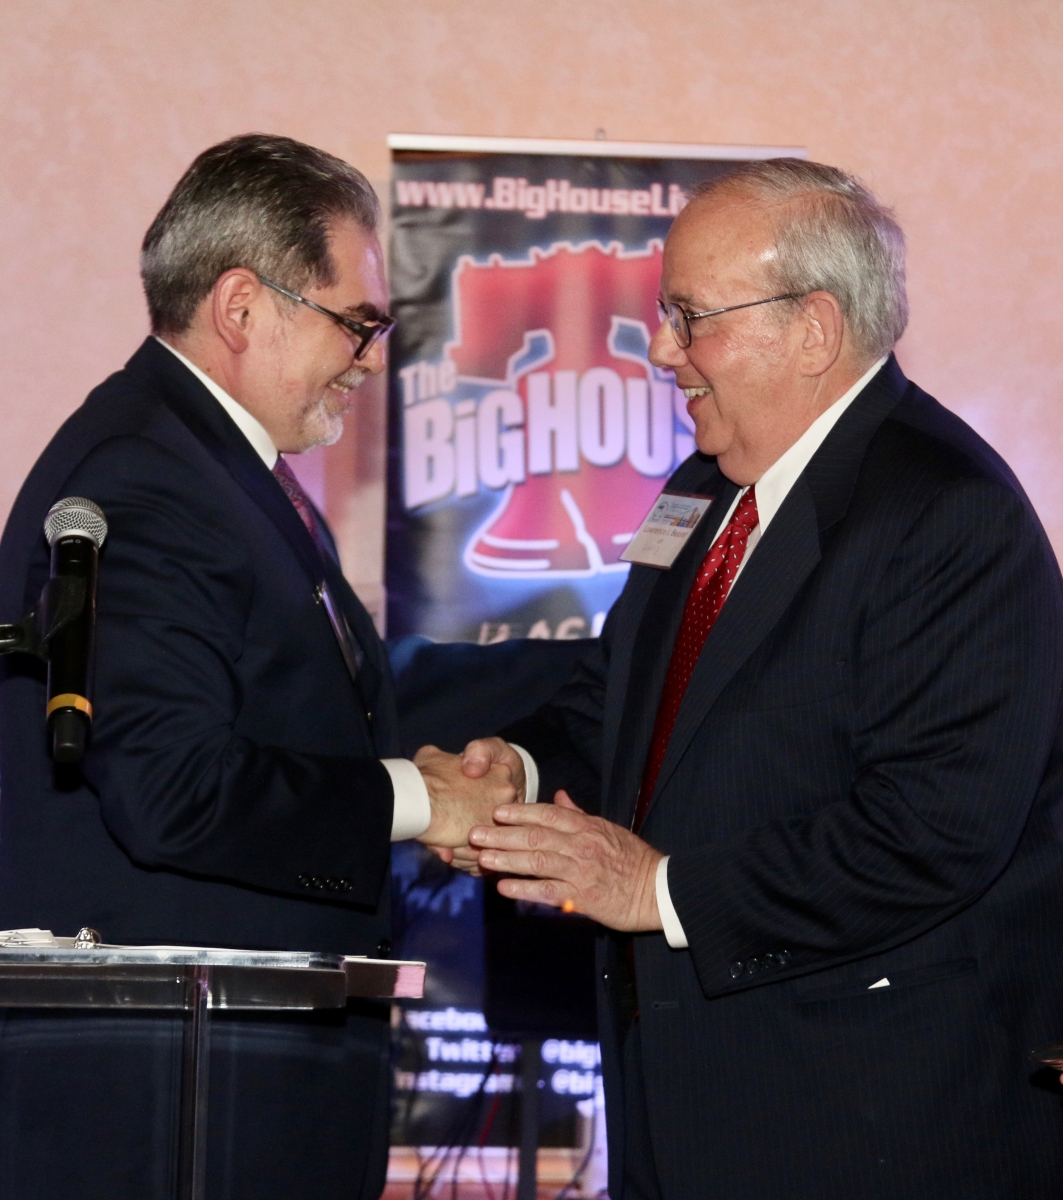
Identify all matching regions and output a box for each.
[141,133,380,334]
[689,159,908,360]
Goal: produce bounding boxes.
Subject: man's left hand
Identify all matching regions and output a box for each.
[469,791,664,932]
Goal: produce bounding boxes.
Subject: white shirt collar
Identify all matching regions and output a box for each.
[753,355,888,534]
[154,337,279,469]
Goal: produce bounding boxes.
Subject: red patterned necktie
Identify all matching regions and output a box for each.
[272,455,327,556]
[633,487,760,832]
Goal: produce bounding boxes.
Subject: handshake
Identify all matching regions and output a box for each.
[412,737,527,875]
[408,738,665,934]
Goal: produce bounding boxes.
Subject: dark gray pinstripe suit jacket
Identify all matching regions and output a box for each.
[507,356,1063,1199]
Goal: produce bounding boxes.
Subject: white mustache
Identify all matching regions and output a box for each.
[329,365,367,392]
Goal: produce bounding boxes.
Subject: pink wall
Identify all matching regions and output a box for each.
[3,0,1062,622]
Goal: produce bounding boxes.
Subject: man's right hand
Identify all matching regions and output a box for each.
[414,744,517,852]
[460,737,527,800]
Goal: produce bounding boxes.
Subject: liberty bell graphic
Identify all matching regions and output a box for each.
[429,241,696,579]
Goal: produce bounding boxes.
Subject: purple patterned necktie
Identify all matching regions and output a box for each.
[272,455,328,556]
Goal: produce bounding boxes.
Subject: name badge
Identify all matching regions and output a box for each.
[621,491,715,569]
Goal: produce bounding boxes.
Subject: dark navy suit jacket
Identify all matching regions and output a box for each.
[508,358,1063,1200]
[0,338,398,1198]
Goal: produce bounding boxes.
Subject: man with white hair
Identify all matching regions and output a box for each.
[462,160,1063,1198]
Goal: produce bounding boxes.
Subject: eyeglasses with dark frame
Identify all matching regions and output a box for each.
[656,292,805,349]
[257,274,396,360]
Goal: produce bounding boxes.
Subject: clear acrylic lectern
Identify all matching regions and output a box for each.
[0,941,425,1200]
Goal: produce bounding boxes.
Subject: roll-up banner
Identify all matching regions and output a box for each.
[386,134,804,644]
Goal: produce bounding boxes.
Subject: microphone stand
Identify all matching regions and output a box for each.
[0,615,40,656]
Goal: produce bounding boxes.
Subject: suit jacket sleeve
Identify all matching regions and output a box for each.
[69,435,393,905]
[499,606,616,814]
[669,475,1063,995]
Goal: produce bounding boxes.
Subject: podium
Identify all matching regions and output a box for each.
[0,942,425,1200]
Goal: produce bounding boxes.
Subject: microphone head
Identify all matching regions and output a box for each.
[44,497,108,549]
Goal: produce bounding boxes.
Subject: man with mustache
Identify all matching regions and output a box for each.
[0,134,511,1200]
[461,159,1063,1198]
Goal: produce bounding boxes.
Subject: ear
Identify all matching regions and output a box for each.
[797,291,845,378]
[210,268,264,354]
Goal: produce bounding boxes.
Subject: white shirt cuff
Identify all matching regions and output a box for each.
[656,856,689,949]
[381,759,432,841]
[511,744,539,804]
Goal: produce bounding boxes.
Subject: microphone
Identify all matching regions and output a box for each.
[43,497,107,763]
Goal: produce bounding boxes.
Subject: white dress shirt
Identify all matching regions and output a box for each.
[159,339,280,470]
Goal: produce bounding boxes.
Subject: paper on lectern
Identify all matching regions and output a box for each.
[0,928,59,945]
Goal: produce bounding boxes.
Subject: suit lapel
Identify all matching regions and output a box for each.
[630,355,912,828]
[128,341,329,591]
[126,340,378,706]
[599,560,662,810]
[635,478,821,826]
[320,553,384,706]
[603,464,738,824]
[312,515,383,705]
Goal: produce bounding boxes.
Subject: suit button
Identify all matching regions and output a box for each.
[312,876,326,890]
[602,970,610,983]
[778,950,792,966]
[729,962,744,980]
[375,938,391,958]
[297,875,312,888]
[326,878,342,891]
[339,878,352,892]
